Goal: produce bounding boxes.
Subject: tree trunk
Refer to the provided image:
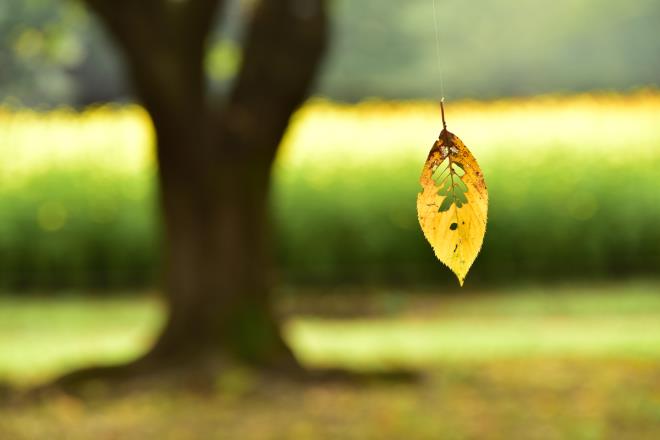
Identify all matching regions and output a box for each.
[147,122,295,366]
[53,0,328,383]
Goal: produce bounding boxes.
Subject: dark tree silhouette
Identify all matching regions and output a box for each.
[60,0,328,381]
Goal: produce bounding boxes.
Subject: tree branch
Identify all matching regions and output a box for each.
[82,0,223,113]
[178,0,224,48]
[221,0,329,156]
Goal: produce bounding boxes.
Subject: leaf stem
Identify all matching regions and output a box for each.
[440,98,447,131]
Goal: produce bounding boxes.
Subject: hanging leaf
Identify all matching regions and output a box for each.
[417,128,488,286]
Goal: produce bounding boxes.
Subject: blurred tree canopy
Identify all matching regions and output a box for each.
[2,0,659,106]
[0,0,125,106]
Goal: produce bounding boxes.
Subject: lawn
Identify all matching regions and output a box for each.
[3,281,660,386]
[1,282,660,438]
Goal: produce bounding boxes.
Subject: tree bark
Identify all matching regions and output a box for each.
[150,144,293,366]
[76,0,328,372]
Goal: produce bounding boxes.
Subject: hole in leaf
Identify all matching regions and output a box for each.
[438,196,454,212]
[450,223,458,230]
[432,159,450,184]
[452,162,466,177]
[434,156,469,212]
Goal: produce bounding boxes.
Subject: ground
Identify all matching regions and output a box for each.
[1,281,660,438]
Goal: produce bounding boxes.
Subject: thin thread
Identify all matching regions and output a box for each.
[432,0,446,101]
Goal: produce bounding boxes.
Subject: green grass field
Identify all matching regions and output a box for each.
[3,281,660,386]
[2,282,660,438]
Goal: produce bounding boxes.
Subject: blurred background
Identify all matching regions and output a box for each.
[1,0,660,438]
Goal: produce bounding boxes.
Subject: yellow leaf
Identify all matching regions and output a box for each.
[417,128,488,286]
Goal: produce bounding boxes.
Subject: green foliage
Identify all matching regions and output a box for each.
[319,0,660,99]
[1,95,660,289]
[0,170,157,288]
[272,96,660,285]
[0,106,157,289]
[2,0,660,105]
[0,0,90,106]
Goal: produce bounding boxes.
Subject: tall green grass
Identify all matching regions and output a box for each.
[274,94,660,284]
[0,93,659,289]
[0,106,157,288]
